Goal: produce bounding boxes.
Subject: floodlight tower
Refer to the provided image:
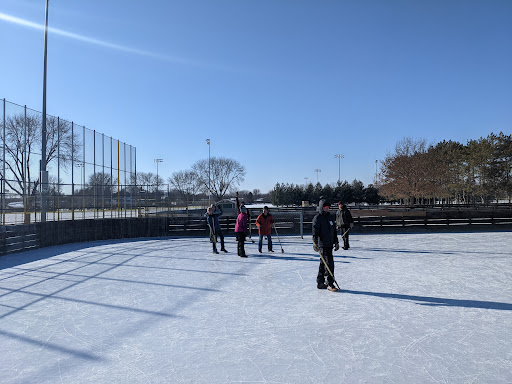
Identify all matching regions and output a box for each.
[334,154,344,183]
[314,169,321,183]
[40,0,50,222]
[154,158,163,192]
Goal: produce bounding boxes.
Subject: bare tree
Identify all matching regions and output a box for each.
[134,172,162,192]
[192,157,245,201]
[2,113,79,221]
[168,170,200,206]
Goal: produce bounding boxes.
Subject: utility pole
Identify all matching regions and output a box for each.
[40,0,50,222]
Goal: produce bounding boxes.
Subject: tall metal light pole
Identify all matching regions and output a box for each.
[334,154,344,183]
[40,0,50,222]
[314,169,321,183]
[206,139,211,206]
[375,160,378,184]
[304,177,309,186]
[154,158,163,192]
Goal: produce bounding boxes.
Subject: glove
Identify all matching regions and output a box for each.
[350,223,354,228]
[334,243,340,251]
[313,243,319,252]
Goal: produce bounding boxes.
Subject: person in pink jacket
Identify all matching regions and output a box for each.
[235,206,248,257]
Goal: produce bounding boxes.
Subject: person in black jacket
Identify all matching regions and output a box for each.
[336,201,354,250]
[312,199,340,292]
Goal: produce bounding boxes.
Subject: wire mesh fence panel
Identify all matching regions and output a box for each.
[1,99,137,224]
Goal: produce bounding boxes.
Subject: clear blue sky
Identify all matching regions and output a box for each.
[1,0,511,193]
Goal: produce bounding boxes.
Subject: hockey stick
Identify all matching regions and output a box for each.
[207,226,220,254]
[207,209,218,251]
[272,223,284,253]
[249,217,255,243]
[316,247,340,290]
[340,227,350,238]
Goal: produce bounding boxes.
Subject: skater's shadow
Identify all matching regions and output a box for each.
[340,289,512,311]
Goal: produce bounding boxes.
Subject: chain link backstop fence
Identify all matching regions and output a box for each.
[1,98,138,224]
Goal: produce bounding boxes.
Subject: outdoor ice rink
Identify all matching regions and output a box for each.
[1,231,511,384]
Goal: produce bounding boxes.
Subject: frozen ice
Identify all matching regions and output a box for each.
[0,232,511,383]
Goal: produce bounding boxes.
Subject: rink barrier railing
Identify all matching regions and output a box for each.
[1,210,512,256]
[166,211,512,237]
[0,218,169,256]
[167,210,303,237]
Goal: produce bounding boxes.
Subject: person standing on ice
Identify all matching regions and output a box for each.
[312,199,340,292]
[255,206,274,253]
[205,204,227,253]
[236,192,253,242]
[206,207,219,254]
[336,201,354,250]
[235,206,248,257]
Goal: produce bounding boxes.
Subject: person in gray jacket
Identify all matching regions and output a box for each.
[312,199,340,292]
[336,201,354,250]
[205,204,227,253]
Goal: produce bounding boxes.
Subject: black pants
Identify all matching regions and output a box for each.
[317,247,335,285]
[236,232,246,257]
[341,226,350,248]
[213,229,225,250]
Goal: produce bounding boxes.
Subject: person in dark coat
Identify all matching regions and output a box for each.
[235,206,248,257]
[336,201,354,250]
[205,204,227,253]
[255,206,274,253]
[312,199,340,291]
[205,207,219,254]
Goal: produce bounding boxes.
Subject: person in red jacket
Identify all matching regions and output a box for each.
[256,206,274,253]
[235,206,248,257]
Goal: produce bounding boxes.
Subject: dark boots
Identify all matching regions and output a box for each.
[238,241,246,257]
[220,237,227,252]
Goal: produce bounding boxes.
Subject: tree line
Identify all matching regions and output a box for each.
[379,132,512,204]
[270,180,380,206]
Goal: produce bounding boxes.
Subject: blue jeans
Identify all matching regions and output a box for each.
[258,234,272,251]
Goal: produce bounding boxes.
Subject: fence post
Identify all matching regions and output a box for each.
[71,122,74,221]
[56,117,59,221]
[300,211,303,239]
[1,98,5,225]
[102,133,105,219]
[93,129,96,219]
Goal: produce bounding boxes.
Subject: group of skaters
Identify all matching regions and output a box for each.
[205,192,275,257]
[206,194,354,292]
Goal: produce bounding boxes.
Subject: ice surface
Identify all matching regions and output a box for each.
[0,232,511,383]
